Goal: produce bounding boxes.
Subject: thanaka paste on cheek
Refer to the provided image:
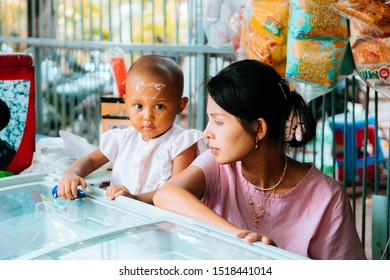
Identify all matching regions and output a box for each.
[215,123,226,145]
[215,126,220,137]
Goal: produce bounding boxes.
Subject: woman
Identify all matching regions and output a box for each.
[153,59,366,260]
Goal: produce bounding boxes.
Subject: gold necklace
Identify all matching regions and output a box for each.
[244,156,288,228]
[246,183,275,228]
[245,156,288,191]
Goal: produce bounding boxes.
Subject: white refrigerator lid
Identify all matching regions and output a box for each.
[0,173,307,260]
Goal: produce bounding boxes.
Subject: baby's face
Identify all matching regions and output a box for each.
[124,72,184,141]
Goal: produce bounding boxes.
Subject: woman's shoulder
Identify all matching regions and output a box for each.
[307,164,341,187]
[192,149,214,163]
[298,162,344,196]
[192,150,239,174]
[281,159,342,197]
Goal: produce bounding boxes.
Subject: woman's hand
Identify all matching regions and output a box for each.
[105,185,133,200]
[235,230,277,246]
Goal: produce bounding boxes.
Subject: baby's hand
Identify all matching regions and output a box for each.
[106,185,133,200]
[57,172,87,200]
[235,230,276,246]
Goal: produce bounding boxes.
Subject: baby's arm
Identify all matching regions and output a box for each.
[106,185,156,204]
[58,149,109,199]
[106,185,134,200]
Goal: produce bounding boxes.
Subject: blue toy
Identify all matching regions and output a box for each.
[52,185,85,200]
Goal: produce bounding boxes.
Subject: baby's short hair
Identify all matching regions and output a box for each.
[128,55,184,98]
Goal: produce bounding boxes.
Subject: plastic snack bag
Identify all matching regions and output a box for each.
[286,35,349,100]
[349,19,390,97]
[238,0,290,76]
[109,47,128,97]
[331,0,390,35]
[286,0,350,101]
[331,0,390,96]
[290,0,349,39]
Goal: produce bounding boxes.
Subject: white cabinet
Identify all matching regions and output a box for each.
[0,173,306,260]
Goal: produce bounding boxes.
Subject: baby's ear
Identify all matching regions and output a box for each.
[177,97,189,113]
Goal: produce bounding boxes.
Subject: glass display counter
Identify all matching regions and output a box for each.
[0,173,306,260]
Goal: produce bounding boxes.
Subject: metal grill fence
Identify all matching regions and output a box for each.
[1,0,235,143]
[0,0,389,260]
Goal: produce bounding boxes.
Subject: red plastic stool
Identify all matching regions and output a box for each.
[328,113,386,182]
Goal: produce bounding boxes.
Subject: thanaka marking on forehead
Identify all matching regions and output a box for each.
[136,81,166,94]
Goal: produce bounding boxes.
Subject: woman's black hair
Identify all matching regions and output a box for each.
[0,98,11,131]
[206,59,317,149]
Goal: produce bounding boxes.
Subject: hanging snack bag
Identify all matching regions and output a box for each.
[349,19,390,96]
[239,0,290,76]
[331,0,390,96]
[331,0,390,35]
[290,0,349,39]
[109,47,128,97]
[287,36,348,93]
[286,0,349,101]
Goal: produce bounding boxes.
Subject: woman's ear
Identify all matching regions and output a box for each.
[255,118,267,140]
[177,97,189,113]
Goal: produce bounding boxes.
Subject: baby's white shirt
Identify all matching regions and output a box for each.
[100,124,207,194]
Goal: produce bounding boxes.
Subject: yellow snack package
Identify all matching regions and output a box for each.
[239,0,290,76]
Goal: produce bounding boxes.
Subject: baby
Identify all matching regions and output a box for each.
[57,55,206,203]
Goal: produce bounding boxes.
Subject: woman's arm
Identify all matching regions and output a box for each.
[171,143,198,176]
[154,165,277,245]
[153,165,239,233]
